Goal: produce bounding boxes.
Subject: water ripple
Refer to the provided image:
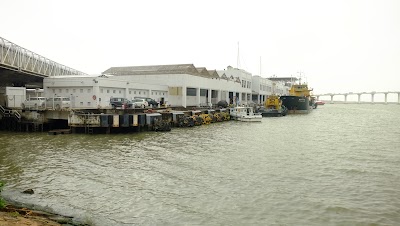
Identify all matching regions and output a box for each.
[1,104,400,225]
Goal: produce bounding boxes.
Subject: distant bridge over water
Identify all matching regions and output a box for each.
[0,36,86,87]
[315,91,400,104]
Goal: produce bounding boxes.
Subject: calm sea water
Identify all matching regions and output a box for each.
[1,104,400,226]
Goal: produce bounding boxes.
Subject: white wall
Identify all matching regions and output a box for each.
[3,87,26,108]
[43,76,169,109]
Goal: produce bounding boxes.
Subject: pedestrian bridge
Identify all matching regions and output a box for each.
[0,36,86,87]
[315,91,400,104]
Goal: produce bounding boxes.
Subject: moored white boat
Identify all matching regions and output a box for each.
[229,106,262,122]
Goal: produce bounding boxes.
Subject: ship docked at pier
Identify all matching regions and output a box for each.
[279,80,315,114]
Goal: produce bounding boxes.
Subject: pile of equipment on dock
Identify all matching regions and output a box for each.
[68,108,231,134]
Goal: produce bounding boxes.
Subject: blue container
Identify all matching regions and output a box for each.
[137,114,146,126]
[100,115,109,127]
[120,114,130,127]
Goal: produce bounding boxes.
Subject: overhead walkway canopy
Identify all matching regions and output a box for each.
[0,36,87,87]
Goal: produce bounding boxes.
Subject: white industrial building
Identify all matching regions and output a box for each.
[252,75,288,104]
[43,75,169,109]
[42,64,289,109]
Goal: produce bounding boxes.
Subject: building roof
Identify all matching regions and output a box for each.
[196,67,212,77]
[219,73,228,80]
[103,64,219,78]
[207,70,220,79]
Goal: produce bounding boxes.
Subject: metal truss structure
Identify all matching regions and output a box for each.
[0,36,87,77]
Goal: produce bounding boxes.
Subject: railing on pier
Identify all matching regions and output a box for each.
[0,105,21,121]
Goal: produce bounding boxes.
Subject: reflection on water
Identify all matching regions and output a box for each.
[1,104,400,225]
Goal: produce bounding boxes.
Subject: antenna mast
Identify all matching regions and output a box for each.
[237,42,240,69]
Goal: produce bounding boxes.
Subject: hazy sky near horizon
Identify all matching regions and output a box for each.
[2,0,400,94]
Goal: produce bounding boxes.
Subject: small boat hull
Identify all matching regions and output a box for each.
[239,115,262,122]
[261,112,284,117]
[258,107,288,117]
[229,107,262,122]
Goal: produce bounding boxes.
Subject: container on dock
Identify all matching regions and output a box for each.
[119,114,130,127]
[129,115,134,126]
[191,110,201,116]
[161,112,173,123]
[137,113,146,126]
[206,109,215,115]
[171,112,184,126]
[100,114,110,127]
[145,113,162,126]
[133,114,138,126]
[112,115,119,127]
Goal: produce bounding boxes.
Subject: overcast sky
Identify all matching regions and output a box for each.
[2,0,400,95]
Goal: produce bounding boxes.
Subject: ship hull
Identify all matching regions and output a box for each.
[280,96,311,114]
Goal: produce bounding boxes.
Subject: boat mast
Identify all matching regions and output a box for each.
[297,71,303,84]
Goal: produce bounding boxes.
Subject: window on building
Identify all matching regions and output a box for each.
[143,91,146,95]
[139,91,141,95]
[107,89,110,93]
[119,90,121,94]
[80,102,83,106]
[87,102,91,106]
[186,88,196,96]
[113,90,116,94]
[129,91,131,94]
[134,91,136,94]
[152,92,154,95]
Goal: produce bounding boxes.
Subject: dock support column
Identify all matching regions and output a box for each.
[330,95,334,104]
[371,93,375,104]
[196,88,201,107]
[358,94,361,103]
[398,93,400,104]
[207,89,212,107]
[182,86,187,108]
[224,91,227,103]
[384,93,388,104]
[93,83,101,108]
[344,94,348,103]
